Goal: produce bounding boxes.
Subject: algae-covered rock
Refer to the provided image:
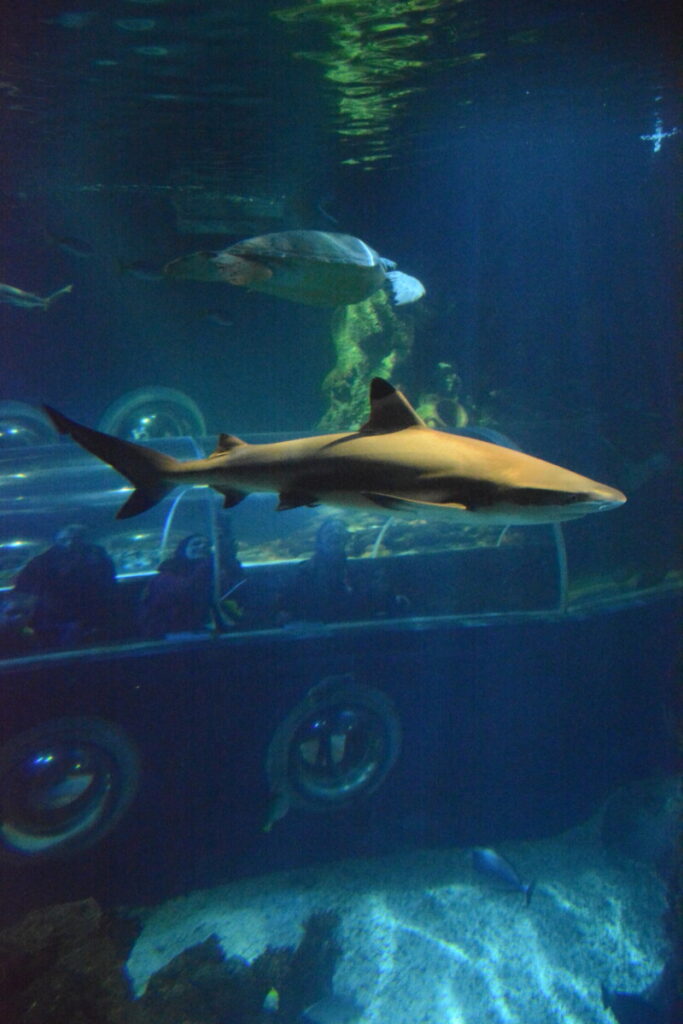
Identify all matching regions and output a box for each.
[0,898,141,1024]
[135,911,341,1024]
[318,290,414,430]
[136,934,257,1023]
[0,898,341,1024]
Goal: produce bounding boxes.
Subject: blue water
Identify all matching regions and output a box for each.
[0,2,680,1022]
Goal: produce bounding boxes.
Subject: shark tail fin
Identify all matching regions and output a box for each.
[43,405,180,519]
[43,284,73,308]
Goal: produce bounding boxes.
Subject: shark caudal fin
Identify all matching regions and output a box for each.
[44,406,180,518]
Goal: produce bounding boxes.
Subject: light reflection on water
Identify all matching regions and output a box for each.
[2,0,667,189]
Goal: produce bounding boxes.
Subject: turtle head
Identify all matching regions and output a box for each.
[163,250,226,282]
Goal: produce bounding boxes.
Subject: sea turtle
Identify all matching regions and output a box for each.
[163,229,425,307]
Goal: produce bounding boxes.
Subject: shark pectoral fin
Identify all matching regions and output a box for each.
[363,493,467,514]
[277,490,320,511]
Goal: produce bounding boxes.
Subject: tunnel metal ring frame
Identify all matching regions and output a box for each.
[97,386,206,441]
[0,716,140,861]
[266,674,402,814]
[0,400,57,448]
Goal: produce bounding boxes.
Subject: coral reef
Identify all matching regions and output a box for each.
[136,909,340,1024]
[0,898,141,1024]
[0,900,340,1024]
[136,934,261,1023]
[318,290,414,431]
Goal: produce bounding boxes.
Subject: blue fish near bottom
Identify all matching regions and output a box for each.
[471,847,535,905]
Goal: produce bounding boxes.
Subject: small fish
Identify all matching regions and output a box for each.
[0,282,73,310]
[202,309,234,328]
[262,986,279,1013]
[262,791,290,833]
[46,232,94,258]
[303,994,364,1024]
[46,11,97,30]
[134,45,169,57]
[117,259,164,281]
[471,847,535,904]
[115,17,156,31]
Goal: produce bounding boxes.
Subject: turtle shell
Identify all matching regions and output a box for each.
[216,230,388,306]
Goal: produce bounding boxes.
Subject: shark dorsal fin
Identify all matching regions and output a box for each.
[209,433,247,457]
[359,378,428,434]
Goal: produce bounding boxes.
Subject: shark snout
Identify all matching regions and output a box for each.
[585,484,627,512]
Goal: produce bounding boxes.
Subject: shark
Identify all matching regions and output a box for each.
[0,282,72,310]
[43,378,626,524]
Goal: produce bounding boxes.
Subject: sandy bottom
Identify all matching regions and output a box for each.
[127,820,669,1023]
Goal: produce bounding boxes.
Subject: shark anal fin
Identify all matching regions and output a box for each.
[363,493,467,514]
[359,378,428,433]
[277,490,319,511]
